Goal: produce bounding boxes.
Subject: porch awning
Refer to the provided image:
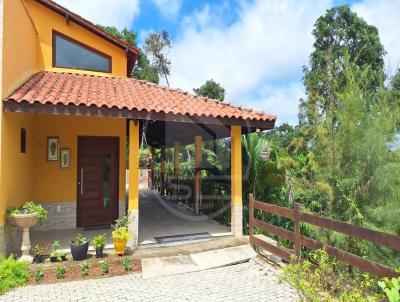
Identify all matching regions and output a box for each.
[4,71,276,131]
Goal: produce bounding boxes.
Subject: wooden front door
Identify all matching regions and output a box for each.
[77,137,119,227]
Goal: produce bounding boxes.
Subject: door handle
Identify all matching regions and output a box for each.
[80,168,84,195]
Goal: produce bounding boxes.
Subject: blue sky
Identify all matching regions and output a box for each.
[55,0,400,125]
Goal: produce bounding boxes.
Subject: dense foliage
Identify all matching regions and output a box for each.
[6,201,48,225]
[193,79,225,101]
[99,26,159,84]
[146,5,399,272]
[282,249,380,301]
[0,255,29,294]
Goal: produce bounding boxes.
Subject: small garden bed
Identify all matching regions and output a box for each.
[28,253,141,285]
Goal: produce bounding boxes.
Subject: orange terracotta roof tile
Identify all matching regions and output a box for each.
[6,72,277,124]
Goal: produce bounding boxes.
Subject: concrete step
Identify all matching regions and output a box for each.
[141,244,257,279]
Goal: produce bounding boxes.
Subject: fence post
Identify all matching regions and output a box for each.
[294,202,301,260]
[249,194,254,244]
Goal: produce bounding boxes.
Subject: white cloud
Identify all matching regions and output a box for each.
[54,0,139,29]
[246,82,305,126]
[169,0,332,125]
[151,0,182,19]
[352,0,400,74]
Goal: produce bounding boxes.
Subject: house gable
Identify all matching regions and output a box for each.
[2,0,138,98]
[25,0,130,77]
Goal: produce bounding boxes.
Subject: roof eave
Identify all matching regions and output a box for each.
[3,100,276,130]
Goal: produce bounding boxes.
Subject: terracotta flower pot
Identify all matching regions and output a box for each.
[10,213,39,261]
[113,238,127,256]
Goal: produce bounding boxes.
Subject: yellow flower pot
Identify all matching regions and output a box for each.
[113,238,127,256]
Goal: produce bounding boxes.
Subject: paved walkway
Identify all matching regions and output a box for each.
[139,189,230,244]
[3,260,298,302]
[31,189,230,250]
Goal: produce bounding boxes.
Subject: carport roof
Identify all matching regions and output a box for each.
[4,71,276,130]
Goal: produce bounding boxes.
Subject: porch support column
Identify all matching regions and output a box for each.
[149,147,155,190]
[194,136,202,214]
[161,145,166,196]
[174,141,180,198]
[231,125,243,236]
[128,120,140,248]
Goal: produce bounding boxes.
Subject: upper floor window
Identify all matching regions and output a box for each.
[53,31,112,73]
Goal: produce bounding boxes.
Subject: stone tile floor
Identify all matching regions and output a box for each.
[2,259,298,302]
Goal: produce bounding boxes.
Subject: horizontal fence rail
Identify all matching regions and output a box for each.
[249,194,400,278]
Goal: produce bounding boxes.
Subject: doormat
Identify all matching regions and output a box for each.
[154,232,212,244]
[84,225,111,231]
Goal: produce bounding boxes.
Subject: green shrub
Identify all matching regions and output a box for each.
[32,245,44,257]
[34,268,44,283]
[91,234,106,250]
[6,202,48,224]
[56,264,66,279]
[111,227,131,241]
[71,233,87,246]
[379,276,400,302]
[111,214,132,241]
[49,240,66,261]
[122,257,132,271]
[0,254,29,294]
[80,262,89,277]
[99,260,109,275]
[281,249,378,301]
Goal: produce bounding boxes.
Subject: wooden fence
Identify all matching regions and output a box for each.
[249,194,400,278]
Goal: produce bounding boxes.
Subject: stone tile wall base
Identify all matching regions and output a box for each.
[33,201,76,231]
[127,209,139,249]
[1,198,126,254]
[0,226,22,256]
[231,203,243,236]
[32,200,127,232]
[119,199,126,218]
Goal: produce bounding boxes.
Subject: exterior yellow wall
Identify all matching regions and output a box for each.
[25,0,127,78]
[0,0,131,225]
[32,114,126,203]
[2,0,39,98]
[0,113,36,225]
[0,113,127,225]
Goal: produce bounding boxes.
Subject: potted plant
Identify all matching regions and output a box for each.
[111,215,132,256]
[70,233,89,261]
[32,245,45,264]
[6,202,48,261]
[91,233,106,258]
[49,240,66,262]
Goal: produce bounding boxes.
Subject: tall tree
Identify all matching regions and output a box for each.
[389,68,400,105]
[290,6,400,261]
[302,5,385,129]
[193,79,225,101]
[143,31,172,86]
[99,26,159,84]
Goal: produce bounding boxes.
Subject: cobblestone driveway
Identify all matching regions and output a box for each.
[2,260,298,302]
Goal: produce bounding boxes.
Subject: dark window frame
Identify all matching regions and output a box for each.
[20,128,26,153]
[52,30,112,73]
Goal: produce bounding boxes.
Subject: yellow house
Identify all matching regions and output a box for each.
[0,0,276,254]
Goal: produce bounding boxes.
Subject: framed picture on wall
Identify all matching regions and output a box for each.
[60,148,70,168]
[47,137,59,161]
